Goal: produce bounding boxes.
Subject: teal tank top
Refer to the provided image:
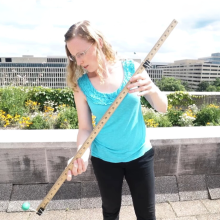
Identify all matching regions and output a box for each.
[77,60,152,163]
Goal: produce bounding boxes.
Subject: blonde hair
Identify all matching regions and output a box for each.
[64,20,117,91]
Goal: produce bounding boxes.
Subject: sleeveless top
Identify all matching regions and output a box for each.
[77,59,152,163]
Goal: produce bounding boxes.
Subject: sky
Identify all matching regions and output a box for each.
[0,0,220,63]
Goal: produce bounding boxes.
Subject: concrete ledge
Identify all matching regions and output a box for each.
[0,126,219,143]
[0,127,220,211]
[0,127,219,183]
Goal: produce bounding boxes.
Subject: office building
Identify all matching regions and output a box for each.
[160,59,220,90]
[0,55,68,88]
[199,53,220,64]
[147,62,169,83]
[0,55,143,89]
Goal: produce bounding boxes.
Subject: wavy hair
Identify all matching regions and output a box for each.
[64,20,117,91]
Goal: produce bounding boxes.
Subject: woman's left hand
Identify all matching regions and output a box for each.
[127,71,158,96]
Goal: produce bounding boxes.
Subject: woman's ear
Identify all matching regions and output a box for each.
[98,37,103,48]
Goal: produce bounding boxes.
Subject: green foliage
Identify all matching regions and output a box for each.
[142,108,172,127]
[0,86,28,116]
[156,77,186,91]
[196,81,210,91]
[27,86,75,111]
[182,81,192,91]
[206,85,220,92]
[55,107,79,129]
[213,78,220,87]
[140,96,152,108]
[177,105,198,127]
[1,86,220,129]
[156,115,172,127]
[27,114,51,129]
[167,108,183,126]
[194,104,220,126]
[197,79,220,92]
[167,91,195,107]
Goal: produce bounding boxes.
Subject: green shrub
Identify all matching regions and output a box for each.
[178,112,195,127]
[167,91,195,107]
[55,107,78,129]
[178,104,198,127]
[194,104,220,126]
[0,86,28,116]
[157,115,172,127]
[27,86,75,111]
[167,108,183,126]
[142,108,172,127]
[1,86,220,129]
[27,114,51,129]
[141,96,152,108]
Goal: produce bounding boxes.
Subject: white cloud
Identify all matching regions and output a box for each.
[0,0,220,62]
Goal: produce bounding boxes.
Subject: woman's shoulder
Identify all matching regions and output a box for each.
[77,73,91,94]
[77,73,89,88]
[121,59,136,76]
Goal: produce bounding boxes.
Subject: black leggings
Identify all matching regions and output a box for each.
[91,148,156,220]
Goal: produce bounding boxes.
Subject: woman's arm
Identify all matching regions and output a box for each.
[142,83,168,113]
[67,85,93,181]
[75,86,93,148]
[127,63,168,113]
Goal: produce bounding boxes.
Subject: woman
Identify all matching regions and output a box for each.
[65,20,167,220]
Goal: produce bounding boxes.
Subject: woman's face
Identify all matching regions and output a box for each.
[66,37,99,73]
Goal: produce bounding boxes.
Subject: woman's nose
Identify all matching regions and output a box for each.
[76,57,83,66]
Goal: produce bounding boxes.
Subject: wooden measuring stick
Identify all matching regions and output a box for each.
[36,19,178,216]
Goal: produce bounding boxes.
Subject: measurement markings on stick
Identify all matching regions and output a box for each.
[36,19,178,216]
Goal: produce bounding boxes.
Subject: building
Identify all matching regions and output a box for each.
[0,55,68,88]
[118,57,168,83]
[199,53,220,64]
[0,55,143,89]
[4,54,220,91]
[147,62,169,83]
[160,59,220,90]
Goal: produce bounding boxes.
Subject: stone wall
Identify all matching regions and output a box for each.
[164,91,220,108]
[0,128,220,212]
[1,137,220,184]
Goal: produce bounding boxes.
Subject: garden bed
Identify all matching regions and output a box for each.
[0,86,220,129]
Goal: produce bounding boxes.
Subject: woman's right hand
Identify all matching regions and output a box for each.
[66,147,90,181]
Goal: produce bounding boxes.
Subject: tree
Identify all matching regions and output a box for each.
[206,85,220,92]
[206,85,217,91]
[197,78,220,92]
[182,81,192,91]
[213,78,220,87]
[156,77,186,91]
[196,81,210,91]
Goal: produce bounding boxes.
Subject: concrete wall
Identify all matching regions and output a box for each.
[0,127,220,211]
[0,127,219,184]
[164,92,220,108]
[0,138,219,184]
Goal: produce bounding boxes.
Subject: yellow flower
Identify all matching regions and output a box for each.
[208,104,219,109]
[91,115,96,127]
[145,119,158,128]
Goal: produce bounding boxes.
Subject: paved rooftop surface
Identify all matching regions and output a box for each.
[1,199,220,220]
